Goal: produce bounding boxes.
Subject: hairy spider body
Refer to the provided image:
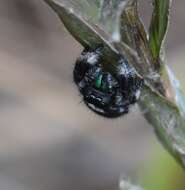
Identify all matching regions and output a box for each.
[73,48,143,118]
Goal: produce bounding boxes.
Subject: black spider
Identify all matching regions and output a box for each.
[73,48,143,118]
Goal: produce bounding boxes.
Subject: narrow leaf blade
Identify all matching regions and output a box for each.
[149,0,172,63]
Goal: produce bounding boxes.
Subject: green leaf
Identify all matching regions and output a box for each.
[45,0,134,38]
[43,0,141,77]
[139,85,185,168]
[149,0,172,64]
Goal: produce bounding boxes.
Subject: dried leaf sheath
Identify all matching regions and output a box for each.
[120,2,154,75]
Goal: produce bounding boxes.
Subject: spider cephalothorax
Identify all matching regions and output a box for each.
[73,48,143,118]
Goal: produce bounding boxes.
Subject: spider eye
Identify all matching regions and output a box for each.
[73,48,143,118]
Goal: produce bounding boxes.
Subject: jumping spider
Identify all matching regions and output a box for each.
[73,48,143,118]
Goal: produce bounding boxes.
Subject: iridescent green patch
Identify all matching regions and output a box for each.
[95,74,102,89]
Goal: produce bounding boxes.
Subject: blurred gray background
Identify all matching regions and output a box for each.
[0,0,184,190]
